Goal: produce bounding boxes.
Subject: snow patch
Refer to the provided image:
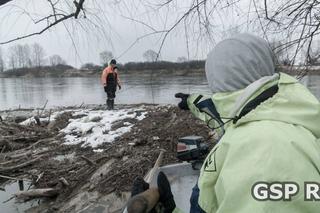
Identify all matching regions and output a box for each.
[20,111,67,125]
[61,109,147,148]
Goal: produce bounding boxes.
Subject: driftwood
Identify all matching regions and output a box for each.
[15,188,59,200]
[38,100,48,118]
[35,172,44,183]
[59,177,70,187]
[34,116,41,126]
[15,176,69,201]
[0,174,22,180]
[9,150,33,159]
[0,156,42,173]
[1,135,41,143]
[80,155,97,167]
[1,145,6,153]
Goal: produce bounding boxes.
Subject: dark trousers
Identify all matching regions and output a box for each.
[107,89,116,100]
[190,184,206,213]
[105,86,116,109]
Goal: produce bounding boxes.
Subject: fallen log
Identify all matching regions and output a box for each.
[0,156,42,173]
[80,155,98,167]
[59,177,70,187]
[0,174,23,181]
[1,145,6,153]
[27,138,56,149]
[15,188,59,200]
[9,150,33,159]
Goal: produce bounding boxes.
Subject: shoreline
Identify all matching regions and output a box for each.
[0,104,212,213]
[0,68,206,79]
[1,66,320,79]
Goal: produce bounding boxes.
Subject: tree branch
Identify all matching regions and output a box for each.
[0,0,13,7]
[0,0,86,44]
[0,14,74,45]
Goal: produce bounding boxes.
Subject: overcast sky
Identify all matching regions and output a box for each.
[0,0,272,68]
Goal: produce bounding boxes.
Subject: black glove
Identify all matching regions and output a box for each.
[131,177,149,197]
[175,93,190,110]
[157,171,176,213]
[130,177,157,213]
[104,86,108,93]
[118,85,122,90]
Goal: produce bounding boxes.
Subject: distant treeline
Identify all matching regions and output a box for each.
[119,60,205,71]
[0,60,205,78]
[83,60,205,72]
[1,64,75,77]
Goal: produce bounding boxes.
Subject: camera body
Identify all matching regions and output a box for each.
[177,136,209,163]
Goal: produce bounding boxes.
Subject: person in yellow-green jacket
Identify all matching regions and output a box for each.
[129,33,320,213]
[173,33,320,213]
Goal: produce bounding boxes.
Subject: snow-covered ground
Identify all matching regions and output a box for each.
[20,110,69,125]
[19,107,147,150]
[61,108,146,149]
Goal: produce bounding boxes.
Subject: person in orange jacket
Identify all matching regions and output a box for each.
[101,59,121,110]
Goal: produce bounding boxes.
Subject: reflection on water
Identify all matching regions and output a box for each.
[300,75,320,100]
[0,74,210,110]
[0,180,38,213]
[0,74,319,110]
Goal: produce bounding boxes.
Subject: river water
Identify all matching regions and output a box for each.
[0,74,319,110]
[0,74,319,213]
[0,74,210,110]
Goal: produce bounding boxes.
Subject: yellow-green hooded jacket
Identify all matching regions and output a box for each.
[181,34,320,213]
[187,72,320,212]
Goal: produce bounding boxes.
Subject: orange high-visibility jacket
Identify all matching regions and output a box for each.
[101,66,121,86]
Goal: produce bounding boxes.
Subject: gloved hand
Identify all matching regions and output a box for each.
[130,177,157,213]
[175,93,190,110]
[157,171,176,213]
[104,86,108,93]
[118,85,122,90]
[131,177,149,197]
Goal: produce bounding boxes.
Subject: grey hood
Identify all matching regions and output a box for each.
[205,33,276,93]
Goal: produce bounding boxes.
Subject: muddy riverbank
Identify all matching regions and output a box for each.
[0,104,213,213]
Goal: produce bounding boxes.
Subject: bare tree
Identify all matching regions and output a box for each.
[143,49,158,62]
[0,0,87,45]
[177,56,188,63]
[115,1,320,68]
[81,63,100,70]
[7,44,30,68]
[31,43,46,67]
[16,45,24,68]
[49,55,66,66]
[100,51,114,65]
[23,44,32,68]
[303,41,320,65]
[0,47,4,72]
[2,0,320,69]
[270,40,291,66]
[8,46,17,69]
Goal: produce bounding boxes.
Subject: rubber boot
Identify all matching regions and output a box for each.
[111,99,114,110]
[107,99,112,110]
